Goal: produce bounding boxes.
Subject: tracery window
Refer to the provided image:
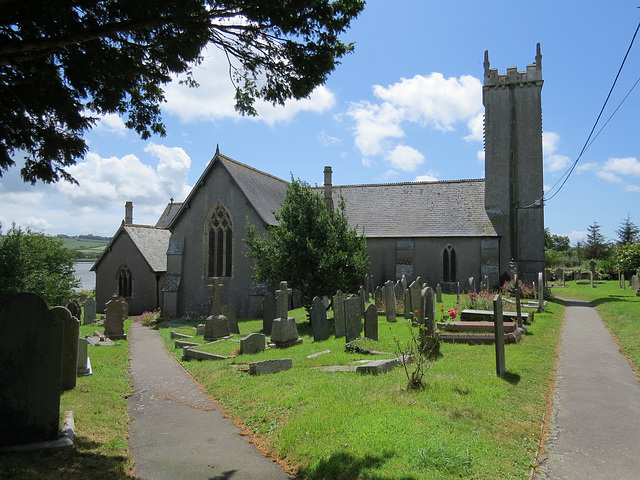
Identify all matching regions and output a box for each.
[117,265,132,297]
[207,204,233,277]
[442,245,456,282]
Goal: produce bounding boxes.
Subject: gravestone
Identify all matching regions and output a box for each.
[620,273,626,289]
[359,286,366,314]
[83,297,96,325]
[53,306,80,391]
[589,271,594,288]
[555,268,565,287]
[374,286,383,311]
[590,260,597,279]
[466,277,475,293]
[66,300,81,320]
[436,283,442,303]
[364,304,378,341]
[262,291,276,335]
[77,337,91,376]
[394,280,404,301]
[344,296,363,343]
[408,281,422,322]
[0,292,63,447]
[537,272,545,312]
[240,333,266,354]
[270,281,301,347]
[311,296,330,341]
[104,293,127,340]
[384,280,396,322]
[632,275,639,291]
[401,274,408,292]
[249,359,292,375]
[333,290,346,338]
[514,274,523,329]
[421,287,436,347]
[493,294,506,378]
[205,278,230,340]
[221,303,240,334]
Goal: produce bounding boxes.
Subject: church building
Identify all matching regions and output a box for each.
[92,46,545,317]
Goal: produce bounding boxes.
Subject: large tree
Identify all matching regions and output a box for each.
[0,224,80,306]
[616,214,639,245]
[244,177,369,314]
[584,221,610,260]
[0,0,364,184]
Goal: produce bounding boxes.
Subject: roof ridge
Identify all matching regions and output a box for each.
[124,224,168,231]
[218,153,288,185]
[313,178,485,189]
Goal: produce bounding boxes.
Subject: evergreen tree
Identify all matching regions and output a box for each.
[0,225,80,305]
[616,214,639,245]
[0,0,364,184]
[584,221,609,260]
[244,177,369,314]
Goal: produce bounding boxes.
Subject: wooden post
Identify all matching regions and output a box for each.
[493,294,506,378]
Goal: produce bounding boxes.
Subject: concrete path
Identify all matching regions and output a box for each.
[534,298,640,479]
[127,321,294,480]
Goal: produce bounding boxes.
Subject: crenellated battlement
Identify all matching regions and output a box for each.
[483,43,542,87]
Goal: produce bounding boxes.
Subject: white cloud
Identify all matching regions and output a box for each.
[415,173,439,182]
[361,157,373,167]
[543,131,571,173]
[386,145,425,172]
[596,169,623,183]
[164,44,335,126]
[626,184,640,192]
[21,217,53,232]
[318,130,342,147]
[477,150,485,163]
[464,113,484,142]
[54,145,192,221]
[347,72,482,160]
[577,162,598,173]
[567,230,587,245]
[94,114,127,136]
[602,157,640,177]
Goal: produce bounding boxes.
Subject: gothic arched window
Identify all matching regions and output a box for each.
[443,245,456,282]
[206,204,233,277]
[117,265,132,297]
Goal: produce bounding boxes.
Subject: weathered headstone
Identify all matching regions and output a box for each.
[104,293,127,340]
[83,297,96,325]
[384,280,396,322]
[589,270,594,288]
[374,286,383,311]
[632,274,639,291]
[344,296,363,343]
[421,287,436,345]
[0,292,63,447]
[240,333,266,354]
[270,281,301,347]
[408,281,422,322]
[555,268,565,287]
[620,272,626,289]
[262,291,276,335]
[221,303,240,334]
[66,300,81,320]
[436,283,442,303]
[364,304,378,341]
[333,290,346,338]
[53,306,80,391]
[537,272,545,312]
[401,274,408,292]
[466,276,475,293]
[77,337,92,376]
[514,274,523,329]
[205,279,230,340]
[249,359,292,375]
[494,294,506,378]
[311,296,330,341]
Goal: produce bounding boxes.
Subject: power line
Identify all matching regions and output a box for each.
[544,20,640,202]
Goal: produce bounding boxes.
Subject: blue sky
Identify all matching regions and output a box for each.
[1,1,639,245]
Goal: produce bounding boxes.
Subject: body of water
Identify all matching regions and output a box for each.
[74,262,96,291]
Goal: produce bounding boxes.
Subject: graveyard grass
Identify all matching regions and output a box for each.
[158,294,564,480]
[0,320,134,480]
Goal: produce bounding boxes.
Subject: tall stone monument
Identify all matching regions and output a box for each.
[270,281,301,348]
[205,278,230,340]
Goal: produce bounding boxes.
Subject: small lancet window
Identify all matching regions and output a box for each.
[117,265,132,297]
[207,204,233,277]
[443,245,456,282]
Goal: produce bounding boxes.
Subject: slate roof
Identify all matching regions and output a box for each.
[323,179,497,238]
[124,226,172,271]
[91,225,171,272]
[155,202,183,228]
[168,152,288,229]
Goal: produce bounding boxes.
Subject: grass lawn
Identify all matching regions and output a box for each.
[0,320,134,480]
[551,280,640,372]
[158,293,564,479]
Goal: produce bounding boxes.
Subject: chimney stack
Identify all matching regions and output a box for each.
[323,166,334,212]
[125,201,133,224]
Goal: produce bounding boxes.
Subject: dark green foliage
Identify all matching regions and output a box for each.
[616,214,639,245]
[0,224,79,306]
[0,0,365,184]
[584,221,610,260]
[244,177,369,312]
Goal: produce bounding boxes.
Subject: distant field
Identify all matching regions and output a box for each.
[59,236,110,260]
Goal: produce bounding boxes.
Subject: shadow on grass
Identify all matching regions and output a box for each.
[297,451,417,480]
[501,370,521,385]
[0,440,131,480]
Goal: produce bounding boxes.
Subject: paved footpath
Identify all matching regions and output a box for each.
[127,321,294,480]
[534,298,640,479]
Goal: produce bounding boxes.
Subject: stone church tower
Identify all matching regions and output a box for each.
[483,43,545,283]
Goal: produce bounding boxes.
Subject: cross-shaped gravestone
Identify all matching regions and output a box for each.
[207,278,225,316]
[276,281,293,320]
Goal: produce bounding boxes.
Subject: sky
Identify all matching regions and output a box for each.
[1,1,639,246]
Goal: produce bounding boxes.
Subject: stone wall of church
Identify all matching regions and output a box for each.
[169,162,269,319]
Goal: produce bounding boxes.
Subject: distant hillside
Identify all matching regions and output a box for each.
[57,235,111,260]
